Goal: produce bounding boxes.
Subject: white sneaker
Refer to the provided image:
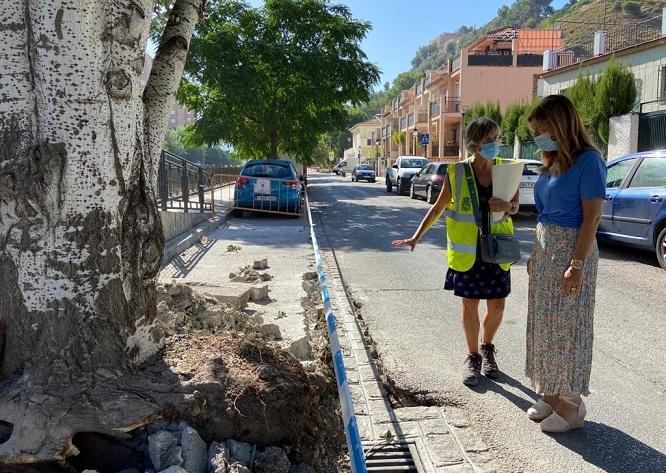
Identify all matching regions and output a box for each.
[527,399,553,421]
[540,400,586,433]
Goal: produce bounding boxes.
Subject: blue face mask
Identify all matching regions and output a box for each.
[479,141,500,160]
[534,132,559,152]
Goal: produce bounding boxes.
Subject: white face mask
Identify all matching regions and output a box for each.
[534,133,559,152]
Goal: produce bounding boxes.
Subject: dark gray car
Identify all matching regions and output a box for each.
[410,162,447,204]
[351,164,376,183]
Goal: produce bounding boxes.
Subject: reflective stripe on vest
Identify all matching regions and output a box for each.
[445,158,515,272]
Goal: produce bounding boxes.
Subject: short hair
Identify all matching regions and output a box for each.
[465,117,500,154]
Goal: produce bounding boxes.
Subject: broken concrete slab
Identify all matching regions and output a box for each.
[250,284,269,301]
[194,285,252,309]
[253,258,269,270]
[288,336,313,361]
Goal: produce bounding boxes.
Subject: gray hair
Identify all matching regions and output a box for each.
[465,117,500,154]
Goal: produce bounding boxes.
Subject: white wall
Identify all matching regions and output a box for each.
[608,113,640,160]
[541,43,666,113]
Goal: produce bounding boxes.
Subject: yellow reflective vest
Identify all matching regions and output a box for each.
[445,158,515,272]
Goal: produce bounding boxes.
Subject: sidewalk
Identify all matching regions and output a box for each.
[160,213,315,359]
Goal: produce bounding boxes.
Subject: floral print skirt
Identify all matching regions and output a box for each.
[526,223,599,397]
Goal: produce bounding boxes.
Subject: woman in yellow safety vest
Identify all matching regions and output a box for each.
[392,117,519,386]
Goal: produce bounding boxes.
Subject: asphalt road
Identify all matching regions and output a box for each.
[308,172,666,473]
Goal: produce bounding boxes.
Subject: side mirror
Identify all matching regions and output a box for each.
[392,164,398,169]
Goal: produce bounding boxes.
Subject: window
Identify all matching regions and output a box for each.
[400,159,429,168]
[661,66,666,100]
[606,159,637,188]
[436,164,447,176]
[629,158,666,188]
[423,164,434,174]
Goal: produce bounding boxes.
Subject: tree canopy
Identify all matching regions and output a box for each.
[179,0,380,162]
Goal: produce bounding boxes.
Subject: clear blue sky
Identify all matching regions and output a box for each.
[172,0,569,86]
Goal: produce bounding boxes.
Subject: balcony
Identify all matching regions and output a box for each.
[452,56,461,72]
[416,111,429,124]
[416,83,423,96]
[431,101,440,117]
[468,53,513,67]
[517,54,544,67]
[443,97,461,113]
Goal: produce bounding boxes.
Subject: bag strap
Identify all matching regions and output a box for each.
[463,163,491,236]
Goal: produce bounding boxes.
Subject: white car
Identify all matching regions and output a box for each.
[518,159,543,208]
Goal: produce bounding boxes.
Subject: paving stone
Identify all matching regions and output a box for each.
[450,426,489,453]
[357,364,379,382]
[355,414,374,441]
[362,380,387,400]
[367,399,397,424]
[425,434,465,467]
[436,464,474,473]
[442,407,470,428]
[465,451,500,473]
[394,406,441,422]
[253,258,268,270]
[345,368,360,385]
[380,421,421,439]
[418,417,451,436]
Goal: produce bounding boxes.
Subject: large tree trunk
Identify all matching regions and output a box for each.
[0,0,203,462]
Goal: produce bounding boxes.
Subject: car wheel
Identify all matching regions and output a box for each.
[409,182,417,199]
[370,179,376,183]
[386,177,393,192]
[656,226,666,270]
[426,186,436,204]
[396,178,402,195]
[351,176,355,182]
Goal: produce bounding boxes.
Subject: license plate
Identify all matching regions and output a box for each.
[254,178,271,194]
[520,182,535,188]
[256,195,276,201]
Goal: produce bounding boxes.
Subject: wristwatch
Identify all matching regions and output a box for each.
[570,259,584,270]
[509,201,519,215]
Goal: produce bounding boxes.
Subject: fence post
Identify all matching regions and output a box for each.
[180,158,189,213]
[198,167,205,213]
[159,151,168,211]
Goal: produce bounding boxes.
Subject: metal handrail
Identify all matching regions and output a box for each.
[158,150,214,213]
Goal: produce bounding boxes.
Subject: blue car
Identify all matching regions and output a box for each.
[598,151,666,269]
[233,160,303,216]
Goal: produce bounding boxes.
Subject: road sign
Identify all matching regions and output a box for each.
[420,133,430,145]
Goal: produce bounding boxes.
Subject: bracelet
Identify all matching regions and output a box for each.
[508,201,519,215]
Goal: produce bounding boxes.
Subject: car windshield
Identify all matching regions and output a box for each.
[436,164,447,176]
[242,164,294,179]
[523,163,542,176]
[401,159,428,168]
[357,165,373,170]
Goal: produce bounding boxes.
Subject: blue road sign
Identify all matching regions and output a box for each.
[420,133,430,145]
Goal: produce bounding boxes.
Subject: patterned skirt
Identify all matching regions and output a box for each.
[525,223,599,397]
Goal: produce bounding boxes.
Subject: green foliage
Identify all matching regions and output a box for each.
[515,99,539,143]
[622,1,641,16]
[310,137,333,165]
[502,103,529,145]
[564,71,598,133]
[594,59,637,142]
[164,127,236,166]
[463,102,503,129]
[180,0,380,163]
[391,130,406,146]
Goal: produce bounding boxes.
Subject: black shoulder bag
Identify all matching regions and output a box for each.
[464,163,521,265]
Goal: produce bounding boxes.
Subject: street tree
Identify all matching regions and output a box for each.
[0,0,205,462]
[595,59,637,142]
[179,0,380,162]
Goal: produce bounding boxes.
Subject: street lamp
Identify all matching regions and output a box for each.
[357,145,361,161]
[412,128,418,156]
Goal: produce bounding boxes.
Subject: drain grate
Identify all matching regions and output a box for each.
[364,442,419,473]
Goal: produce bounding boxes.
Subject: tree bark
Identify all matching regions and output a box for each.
[0,0,203,462]
[269,129,279,159]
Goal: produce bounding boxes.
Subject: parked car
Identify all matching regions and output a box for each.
[351,164,376,183]
[386,156,429,195]
[233,159,303,217]
[597,151,666,269]
[409,162,447,204]
[518,159,543,209]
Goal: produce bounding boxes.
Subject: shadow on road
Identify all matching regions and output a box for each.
[465,372,540,412]
[550,421,666,472]
[167,238,217,278]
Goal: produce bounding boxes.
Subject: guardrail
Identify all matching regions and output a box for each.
[158,150,211,212]
[304,191,367,473]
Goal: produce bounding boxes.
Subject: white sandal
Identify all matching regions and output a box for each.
[540,400,586,433]
[527,399,553,421]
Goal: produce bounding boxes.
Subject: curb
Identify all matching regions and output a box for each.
[307,190,500,473]
[161,210,233,267]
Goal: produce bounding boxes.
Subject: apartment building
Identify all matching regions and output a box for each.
[344,117,381,161]
[375,27,563,163]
